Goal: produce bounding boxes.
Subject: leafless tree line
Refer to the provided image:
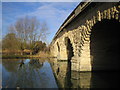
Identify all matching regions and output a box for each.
[3,16,49,53]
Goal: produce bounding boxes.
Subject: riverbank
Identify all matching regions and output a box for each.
[2,55,31,59]
[2,52,51,59]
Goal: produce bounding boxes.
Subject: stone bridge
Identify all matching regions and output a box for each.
[50,1,120,71]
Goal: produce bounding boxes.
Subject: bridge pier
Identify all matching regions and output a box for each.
[79,42,91,71]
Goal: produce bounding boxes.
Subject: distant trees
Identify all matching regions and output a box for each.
[0,40,2,50]
[2,33,20,51]
[2,16,49,55]
[9,16,49,50]
[33,41,47,54]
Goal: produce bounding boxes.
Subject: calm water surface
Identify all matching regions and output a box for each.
[0,60,2,89]
[2,58,119,88]
[2,59,58,88]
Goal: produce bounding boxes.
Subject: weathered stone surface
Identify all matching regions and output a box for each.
[50,2,120,71]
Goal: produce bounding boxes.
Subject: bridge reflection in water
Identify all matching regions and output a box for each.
[50,58,119,88]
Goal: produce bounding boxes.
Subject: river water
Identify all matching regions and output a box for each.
[1,58,119,88]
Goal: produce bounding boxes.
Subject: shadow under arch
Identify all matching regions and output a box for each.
[90,19,120,88]
[65,37,74,60]
[57,42,60,52]
[64,37,74,88]
[56,42,60,59]
[90,19,120,71]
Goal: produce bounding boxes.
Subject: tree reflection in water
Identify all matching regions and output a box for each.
[16,59,43,88]
[2,59,43,88]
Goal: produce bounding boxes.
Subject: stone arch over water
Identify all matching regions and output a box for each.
[90,19,120,71]
[50,3,120,71]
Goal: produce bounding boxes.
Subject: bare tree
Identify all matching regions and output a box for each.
[9,16,49,50]
[8,24,15,33]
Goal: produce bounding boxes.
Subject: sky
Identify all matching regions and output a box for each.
[1,0,82,2]
[2,2,80,43]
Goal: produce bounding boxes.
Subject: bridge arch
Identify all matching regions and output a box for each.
[50,3,120,71]
[79,19,120,71]
[90,19,120,71]
[64,37,74,60]
[77,5,120,71]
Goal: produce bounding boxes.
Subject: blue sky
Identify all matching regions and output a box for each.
[2,2,79,43]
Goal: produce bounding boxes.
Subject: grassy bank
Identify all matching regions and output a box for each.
[2,55,30,59]
[2,52,51,59]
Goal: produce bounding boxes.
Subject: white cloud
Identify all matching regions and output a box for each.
[15,3,72,30]
[25,3,78,41]
[2,2,79,42]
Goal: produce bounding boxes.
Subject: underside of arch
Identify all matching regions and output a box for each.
[90,19,120,71]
